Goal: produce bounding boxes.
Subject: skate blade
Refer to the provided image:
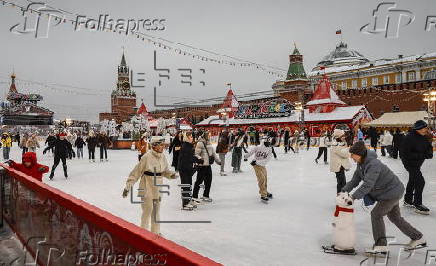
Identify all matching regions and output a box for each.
[404,243,427,252]
[415,210,430,215]
[364,252,389,258]
[322,246,356,255]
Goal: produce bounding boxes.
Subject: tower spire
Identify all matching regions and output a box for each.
[120,47,127,66]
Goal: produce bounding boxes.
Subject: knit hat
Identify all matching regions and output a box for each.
[332,129,345,138]
[413,120,428,130]
[150,137,165,146]
[349,141,367,157]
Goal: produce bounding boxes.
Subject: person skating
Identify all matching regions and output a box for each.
[1,132,12,160]
[267,129,278,159]
[97,132,111,162]
[26,133,40,153]
[315,131,330,164]
[6,152,49,182]
[305,129,311,150]
[74,134,86,159]
[231,130,246,173]
[192,131,221,203]
[45,133,57,154]
[244,137,273,203]
[216,130,230,176]
[136,133,149,161]
[86,131,98,162]
[392,129,404,159]
[342,141,425,254]
[400,120,433,214]
[329,129,351,194]
[178,131,203,210]
[168,131,182,171]
[122,138,177,234]
[43,133,74,180]
[19,133,29,155]
[368,127,378,152]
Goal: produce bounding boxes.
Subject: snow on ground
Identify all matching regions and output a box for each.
[6,143,436,266]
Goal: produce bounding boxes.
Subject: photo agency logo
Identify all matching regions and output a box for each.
[76,248,167,265]
[360,2,436,38]
[9,2,166,39]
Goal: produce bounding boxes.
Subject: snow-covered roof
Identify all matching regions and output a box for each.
[196,105,366,126]
[308,51,436,77]
[363,111,429,127]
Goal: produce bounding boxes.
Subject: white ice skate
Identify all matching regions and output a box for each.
[201,197,213,203]
[405,237,427,251]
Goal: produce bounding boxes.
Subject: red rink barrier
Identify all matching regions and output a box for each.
[0,164,221,266]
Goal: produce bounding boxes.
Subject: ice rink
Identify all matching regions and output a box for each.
[7,144,436,266]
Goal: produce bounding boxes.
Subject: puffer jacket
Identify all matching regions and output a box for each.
[195,138,221,166]
[124,150,176,199]
[342,151,404,201]
[1,135,12,148]
[26,136,40,149]
[9,152,49,181]
[329,141,351,173]
[318,136,330,148]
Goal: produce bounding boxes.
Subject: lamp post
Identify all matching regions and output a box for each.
[423,89,436,130]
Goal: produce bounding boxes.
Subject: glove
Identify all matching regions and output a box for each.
[170,173,178,179]
[122,188,129,198]
[4,159,14,165]
[43,149,47,155]
[244,158,248,161]
[197,158,204,165]
[38,167,46,172]
[250,160,257,166]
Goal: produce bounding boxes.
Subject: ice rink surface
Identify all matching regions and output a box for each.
[7,144,436,266]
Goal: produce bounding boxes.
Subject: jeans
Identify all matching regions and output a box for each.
[371,197,422,246]
[219,153,226,172]
[3,147,10,160]
[316,147,328,162]
[404,165,425,205]
[192,166,212,198]
[77,147,83,158]
[88,148,95,160]
[100,146,107,160]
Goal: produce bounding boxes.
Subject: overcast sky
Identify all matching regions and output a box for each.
[1,0,435,122]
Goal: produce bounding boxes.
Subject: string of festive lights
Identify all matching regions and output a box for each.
[2,0,286,78]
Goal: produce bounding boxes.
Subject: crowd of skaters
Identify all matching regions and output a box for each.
[0,121,433,252]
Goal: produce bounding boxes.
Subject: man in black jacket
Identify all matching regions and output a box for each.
[43,133,74,180]
[400,120,433,214]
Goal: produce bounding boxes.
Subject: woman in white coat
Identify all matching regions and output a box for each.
[329,129,351,193]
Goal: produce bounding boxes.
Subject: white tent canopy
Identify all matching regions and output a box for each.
[363,111,429,128]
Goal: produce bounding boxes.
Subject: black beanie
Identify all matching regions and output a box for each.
[349,141,367,157]
[413,120,427,130]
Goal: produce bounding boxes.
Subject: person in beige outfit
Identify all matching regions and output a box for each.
[122,138,177,234]
[26,134,40,152]
[329,129,351,193]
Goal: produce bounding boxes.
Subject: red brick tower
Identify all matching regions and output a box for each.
[100,52,137,123]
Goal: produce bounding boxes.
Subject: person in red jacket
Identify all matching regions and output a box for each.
[6,152,49,181]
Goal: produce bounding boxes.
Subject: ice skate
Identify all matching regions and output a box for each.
[191,198,202,204]
[182,203,195,211]
[322,245,356,255]
[403,200,415,208]
[220,171,227,176]
[201,197,213,203]
[364,246,389,257]
[49,172,54,180]
[414,205,430,215]
[405,237,427,251]
[260,196,269,203]
[315,158,318,164]
[267,193,273,199]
